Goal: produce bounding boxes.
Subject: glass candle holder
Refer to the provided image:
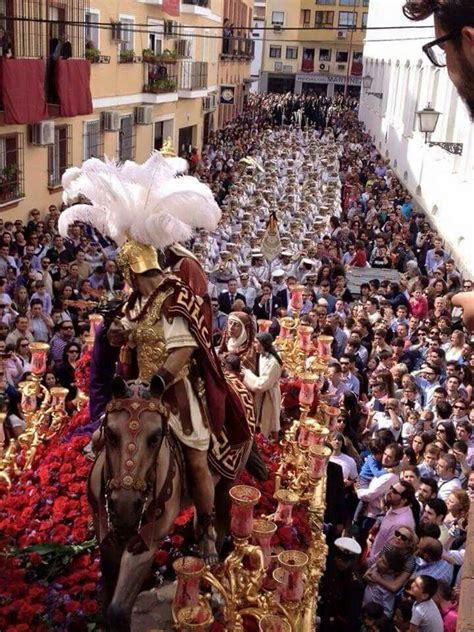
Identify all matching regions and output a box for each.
[172,557,207,611]
[298,377,316,408]
[278,317,295,340]
[308,424,330,447]
[252,519,277,569]
[298,418,317,448]
[297,325,313,353]
[278,550,309,602]
[308,445,332,480]
[88,314,104,340]
[257,319,272,333]
[272,567,285,603]
[49,386,69,411]
[176,606,213,632]
[259,615,292,632]
[29,342,50,376]
[18,381,37,413]
[273,489,299,525]
[290,285,305,311]
[229,485,261,539]
[325,406,340,429]
[317,335,333,362]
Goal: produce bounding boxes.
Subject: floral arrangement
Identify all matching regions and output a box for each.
[0,413,310,630]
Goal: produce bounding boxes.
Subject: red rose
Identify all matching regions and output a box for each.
[276,525,295,547]
[28,552,43,566]
[170,535,184,549]
[154,550,169,566]
[65,599,81,613]
[83,600,99,615]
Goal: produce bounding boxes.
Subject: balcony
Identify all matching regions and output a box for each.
[220,37,255,61]
[143,61,179,95]
[183,0,209,5]
[178,61,208,92]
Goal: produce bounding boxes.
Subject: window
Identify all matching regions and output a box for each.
[286,47,298,60]
[271,11,284,25]
[339,0,358,5]
[362,12,368,29]
[85,10,99,49]
[363,0,369,6]
[119,16,134,53]
[301,9,311,27]
[315,0,335,4]
[83,120,104,160]
[48,125,71,188]
[315,11,334,27]
[269,46,282,58]
[336,50,348,62]
[119,115,135,162]
[154,121,164,151]
[339,11,357,27]
[0,134,24,203]
[319,48,332,61]
[148,19,163,56]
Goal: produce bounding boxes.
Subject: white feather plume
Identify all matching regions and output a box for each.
[59,153,220,247]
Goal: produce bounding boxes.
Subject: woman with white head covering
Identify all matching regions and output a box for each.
[219,311,255,370]
[243,332,282,441]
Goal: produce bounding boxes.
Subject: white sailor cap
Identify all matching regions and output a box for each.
[281,250,293,257]
[272,269,285,278]
[334,537,362,556]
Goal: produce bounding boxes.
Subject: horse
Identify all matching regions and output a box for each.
[88,376,255,631]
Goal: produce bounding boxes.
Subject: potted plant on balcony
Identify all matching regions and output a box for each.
[119,49,136,63]
[86,47,101,63]
[146,78,177,94]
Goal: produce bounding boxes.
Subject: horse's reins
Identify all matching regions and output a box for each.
[99,397,179,548]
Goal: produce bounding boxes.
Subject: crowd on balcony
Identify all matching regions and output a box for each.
[0,92,472,630]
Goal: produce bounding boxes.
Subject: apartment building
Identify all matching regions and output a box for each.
[0,0,253,220]
[260,0,368,96]
[250,0,265,91]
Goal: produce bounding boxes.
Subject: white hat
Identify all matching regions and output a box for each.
[281,250,293,257]
[272,269,285,278]
[302,258,317,267]
[334,537,362,556]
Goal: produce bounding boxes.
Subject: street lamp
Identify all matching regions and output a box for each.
[362,74,383,99]
[417,104,463,156]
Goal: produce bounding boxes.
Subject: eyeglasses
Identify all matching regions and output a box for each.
[453,405,466,410]
[422,31,461,68]
[68,349,79,354]
[20,343,29,347]
[62,326,74,330]
[394,529,409,542]
[436,427,447,433]
[390,486,403,496]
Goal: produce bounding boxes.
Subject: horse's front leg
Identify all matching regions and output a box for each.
[107,546,156,632]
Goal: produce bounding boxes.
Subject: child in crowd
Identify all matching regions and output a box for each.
[363,549,406,617]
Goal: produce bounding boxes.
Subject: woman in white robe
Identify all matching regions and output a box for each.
[243,332,282,441]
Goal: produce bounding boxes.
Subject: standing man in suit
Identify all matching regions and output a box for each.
[272,269,289,309]
[218,278,246,315]
[253,282,281,319]
[103,259,124,294]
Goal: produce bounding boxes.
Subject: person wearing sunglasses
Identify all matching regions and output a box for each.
[49,320,77,365]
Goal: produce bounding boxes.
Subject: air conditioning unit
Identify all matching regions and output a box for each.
[31,121,55,146]
[337,30,348,39]
[337,64,346,71]
[164,20,179,37]
[111,22,123,41]
[175,39,190,57]
[319,62,330,72]
[135,105,153,125]
[101,110,121,132]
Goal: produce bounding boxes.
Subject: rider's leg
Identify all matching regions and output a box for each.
[183,446,218,565]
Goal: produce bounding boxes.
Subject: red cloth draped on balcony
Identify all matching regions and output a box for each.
[55,58,93,117]
[163,0,180,17]
[0,58,48,124]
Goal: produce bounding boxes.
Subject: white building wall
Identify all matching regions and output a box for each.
[359,0,474,276]
[250,0,266,92]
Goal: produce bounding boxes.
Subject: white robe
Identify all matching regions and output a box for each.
[243,353,282,438]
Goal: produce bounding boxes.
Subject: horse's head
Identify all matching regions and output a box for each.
[104,376,169,535]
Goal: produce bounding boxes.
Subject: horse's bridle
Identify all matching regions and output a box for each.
[104,397,168,493]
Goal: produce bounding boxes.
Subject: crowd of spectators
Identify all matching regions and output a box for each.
[0,92,473,630]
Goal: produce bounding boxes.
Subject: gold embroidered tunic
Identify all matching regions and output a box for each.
[122,290,210,451]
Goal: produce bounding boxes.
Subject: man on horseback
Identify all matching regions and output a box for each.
[109,239,234,564]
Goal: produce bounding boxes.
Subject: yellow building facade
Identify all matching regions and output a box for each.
[0,0,253,221]
[260,0,368,96]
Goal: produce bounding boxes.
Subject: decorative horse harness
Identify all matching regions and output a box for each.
[90,395,182,550]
